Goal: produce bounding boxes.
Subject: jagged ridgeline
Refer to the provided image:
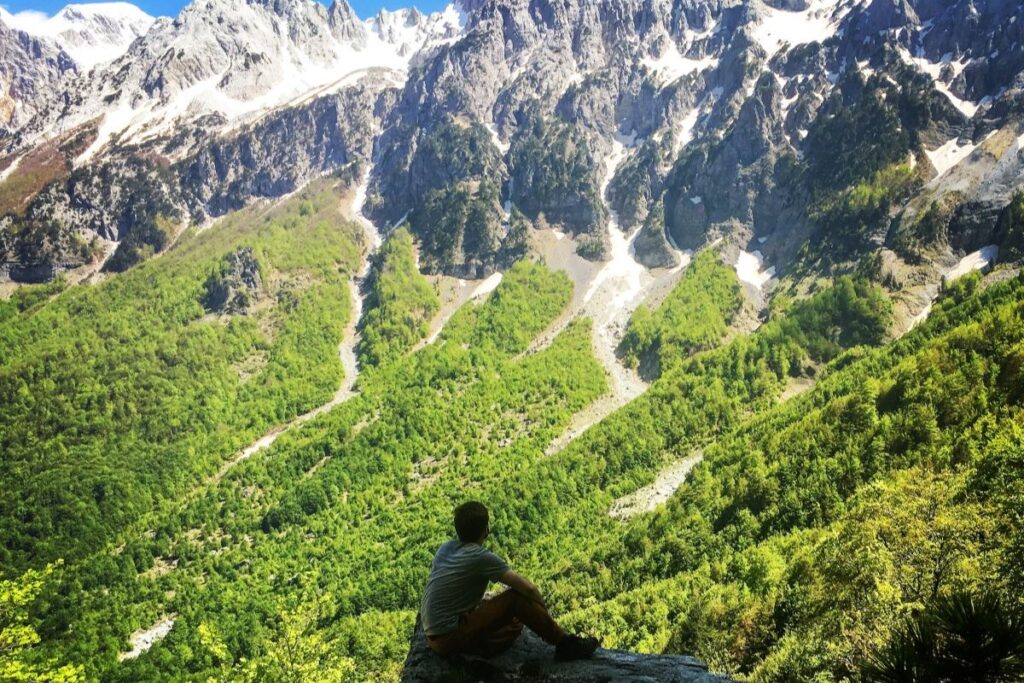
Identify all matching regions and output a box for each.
[4,0,1023,290]
[2,0,1024,681]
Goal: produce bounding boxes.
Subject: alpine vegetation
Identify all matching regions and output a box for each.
[1,0,1024,681]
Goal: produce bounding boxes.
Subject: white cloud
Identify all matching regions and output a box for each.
[0,6,53,33]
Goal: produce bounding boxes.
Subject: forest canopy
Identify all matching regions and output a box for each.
[1,181,1022,682]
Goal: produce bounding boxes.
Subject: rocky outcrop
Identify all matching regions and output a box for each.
[0,260,78,285]
[634,209,682,269]
[0,82,390,276]
[367,0,719,273]
[28,155,181,244]
[608,137,669,233]
[8,3,155,70]
[327,0,366,46]
[665,72,791,252]
[507,115,606,239]
[400,623,730,683]
[4,0,460,158]
[177,84,385,221]
[0,19,75,136]
[202,248,263,314]
[16,0,355,142]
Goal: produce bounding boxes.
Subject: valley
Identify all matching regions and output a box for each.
[3,167,1021,682]
[2,0,1024,681]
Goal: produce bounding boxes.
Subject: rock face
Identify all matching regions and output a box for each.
[400,624,730,683]
[0,83,389,282]
[633,212,682,269]
[0,19,75,135]
[202,247,263,314]
[1,3,154,70]
[2,0,1024,283]
[176,84,385,220]
[5,0,459,157]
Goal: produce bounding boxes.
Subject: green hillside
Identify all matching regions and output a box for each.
[2,183,1023,682]
[0,179,363,570]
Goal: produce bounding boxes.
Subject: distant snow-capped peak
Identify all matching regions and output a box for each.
[367,4,465,57]
[0,2,154,69]
[46,0,467,162]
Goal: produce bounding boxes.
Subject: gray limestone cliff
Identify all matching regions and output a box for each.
[3,0,1024,284]
[0,19,75,136]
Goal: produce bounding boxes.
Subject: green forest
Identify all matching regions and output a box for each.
[2,175,1023,682]
[358,228,439,368]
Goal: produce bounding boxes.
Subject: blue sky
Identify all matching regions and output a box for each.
[2,0,447,19]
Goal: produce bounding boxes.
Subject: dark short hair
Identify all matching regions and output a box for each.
[454,501,489,542]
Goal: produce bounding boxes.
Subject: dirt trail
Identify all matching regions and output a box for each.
[212,173,382,483]
[608,452,704,519]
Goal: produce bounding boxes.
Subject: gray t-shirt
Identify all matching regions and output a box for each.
[420,539,509,636]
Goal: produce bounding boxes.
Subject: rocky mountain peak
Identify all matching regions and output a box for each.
[3,0,1024,303]
[0,2,153,69]
[367,4,465,58]
[2,0,475,161]
[202,247,264,314]
[0,17,76,134]
[327,0,365,45]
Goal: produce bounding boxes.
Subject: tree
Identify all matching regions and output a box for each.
[865,590,1024,683]
[0,564,83,683]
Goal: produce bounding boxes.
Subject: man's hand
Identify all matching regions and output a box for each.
[500,569,546,607]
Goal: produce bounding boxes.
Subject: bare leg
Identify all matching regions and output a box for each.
[428,591,566,657]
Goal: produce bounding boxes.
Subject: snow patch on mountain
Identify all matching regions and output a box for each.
[583,141,648,312]
[898,48,979,118]
[66,0,466,161]
[1,3,153,69]
[672,101,706,155]
[642,41,717,88]
[735,250,775,289]
[353,167,384,252]
[485,122,510,154]
[925,138,976,177]
[470,271,503,299]
[367,5,464,57]
[945,245,998,283]
[751,0,845,59]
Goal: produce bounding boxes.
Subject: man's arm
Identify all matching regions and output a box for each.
[499,569,546,607]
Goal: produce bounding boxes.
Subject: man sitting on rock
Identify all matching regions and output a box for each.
[420,501,600,661]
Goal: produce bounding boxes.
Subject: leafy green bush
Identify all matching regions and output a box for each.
[866,590,1024,683]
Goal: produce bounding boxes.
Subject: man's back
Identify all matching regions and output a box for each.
[419,502,598,661]
[420,539,509,636]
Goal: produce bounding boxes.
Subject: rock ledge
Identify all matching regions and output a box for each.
[400,625,731,682]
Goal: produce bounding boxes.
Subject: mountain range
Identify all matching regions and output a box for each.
[3,1,1024,681]
[0,2,153,68]
[1,0,1021,315]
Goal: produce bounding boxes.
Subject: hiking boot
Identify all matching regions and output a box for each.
[554,634,600,661]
